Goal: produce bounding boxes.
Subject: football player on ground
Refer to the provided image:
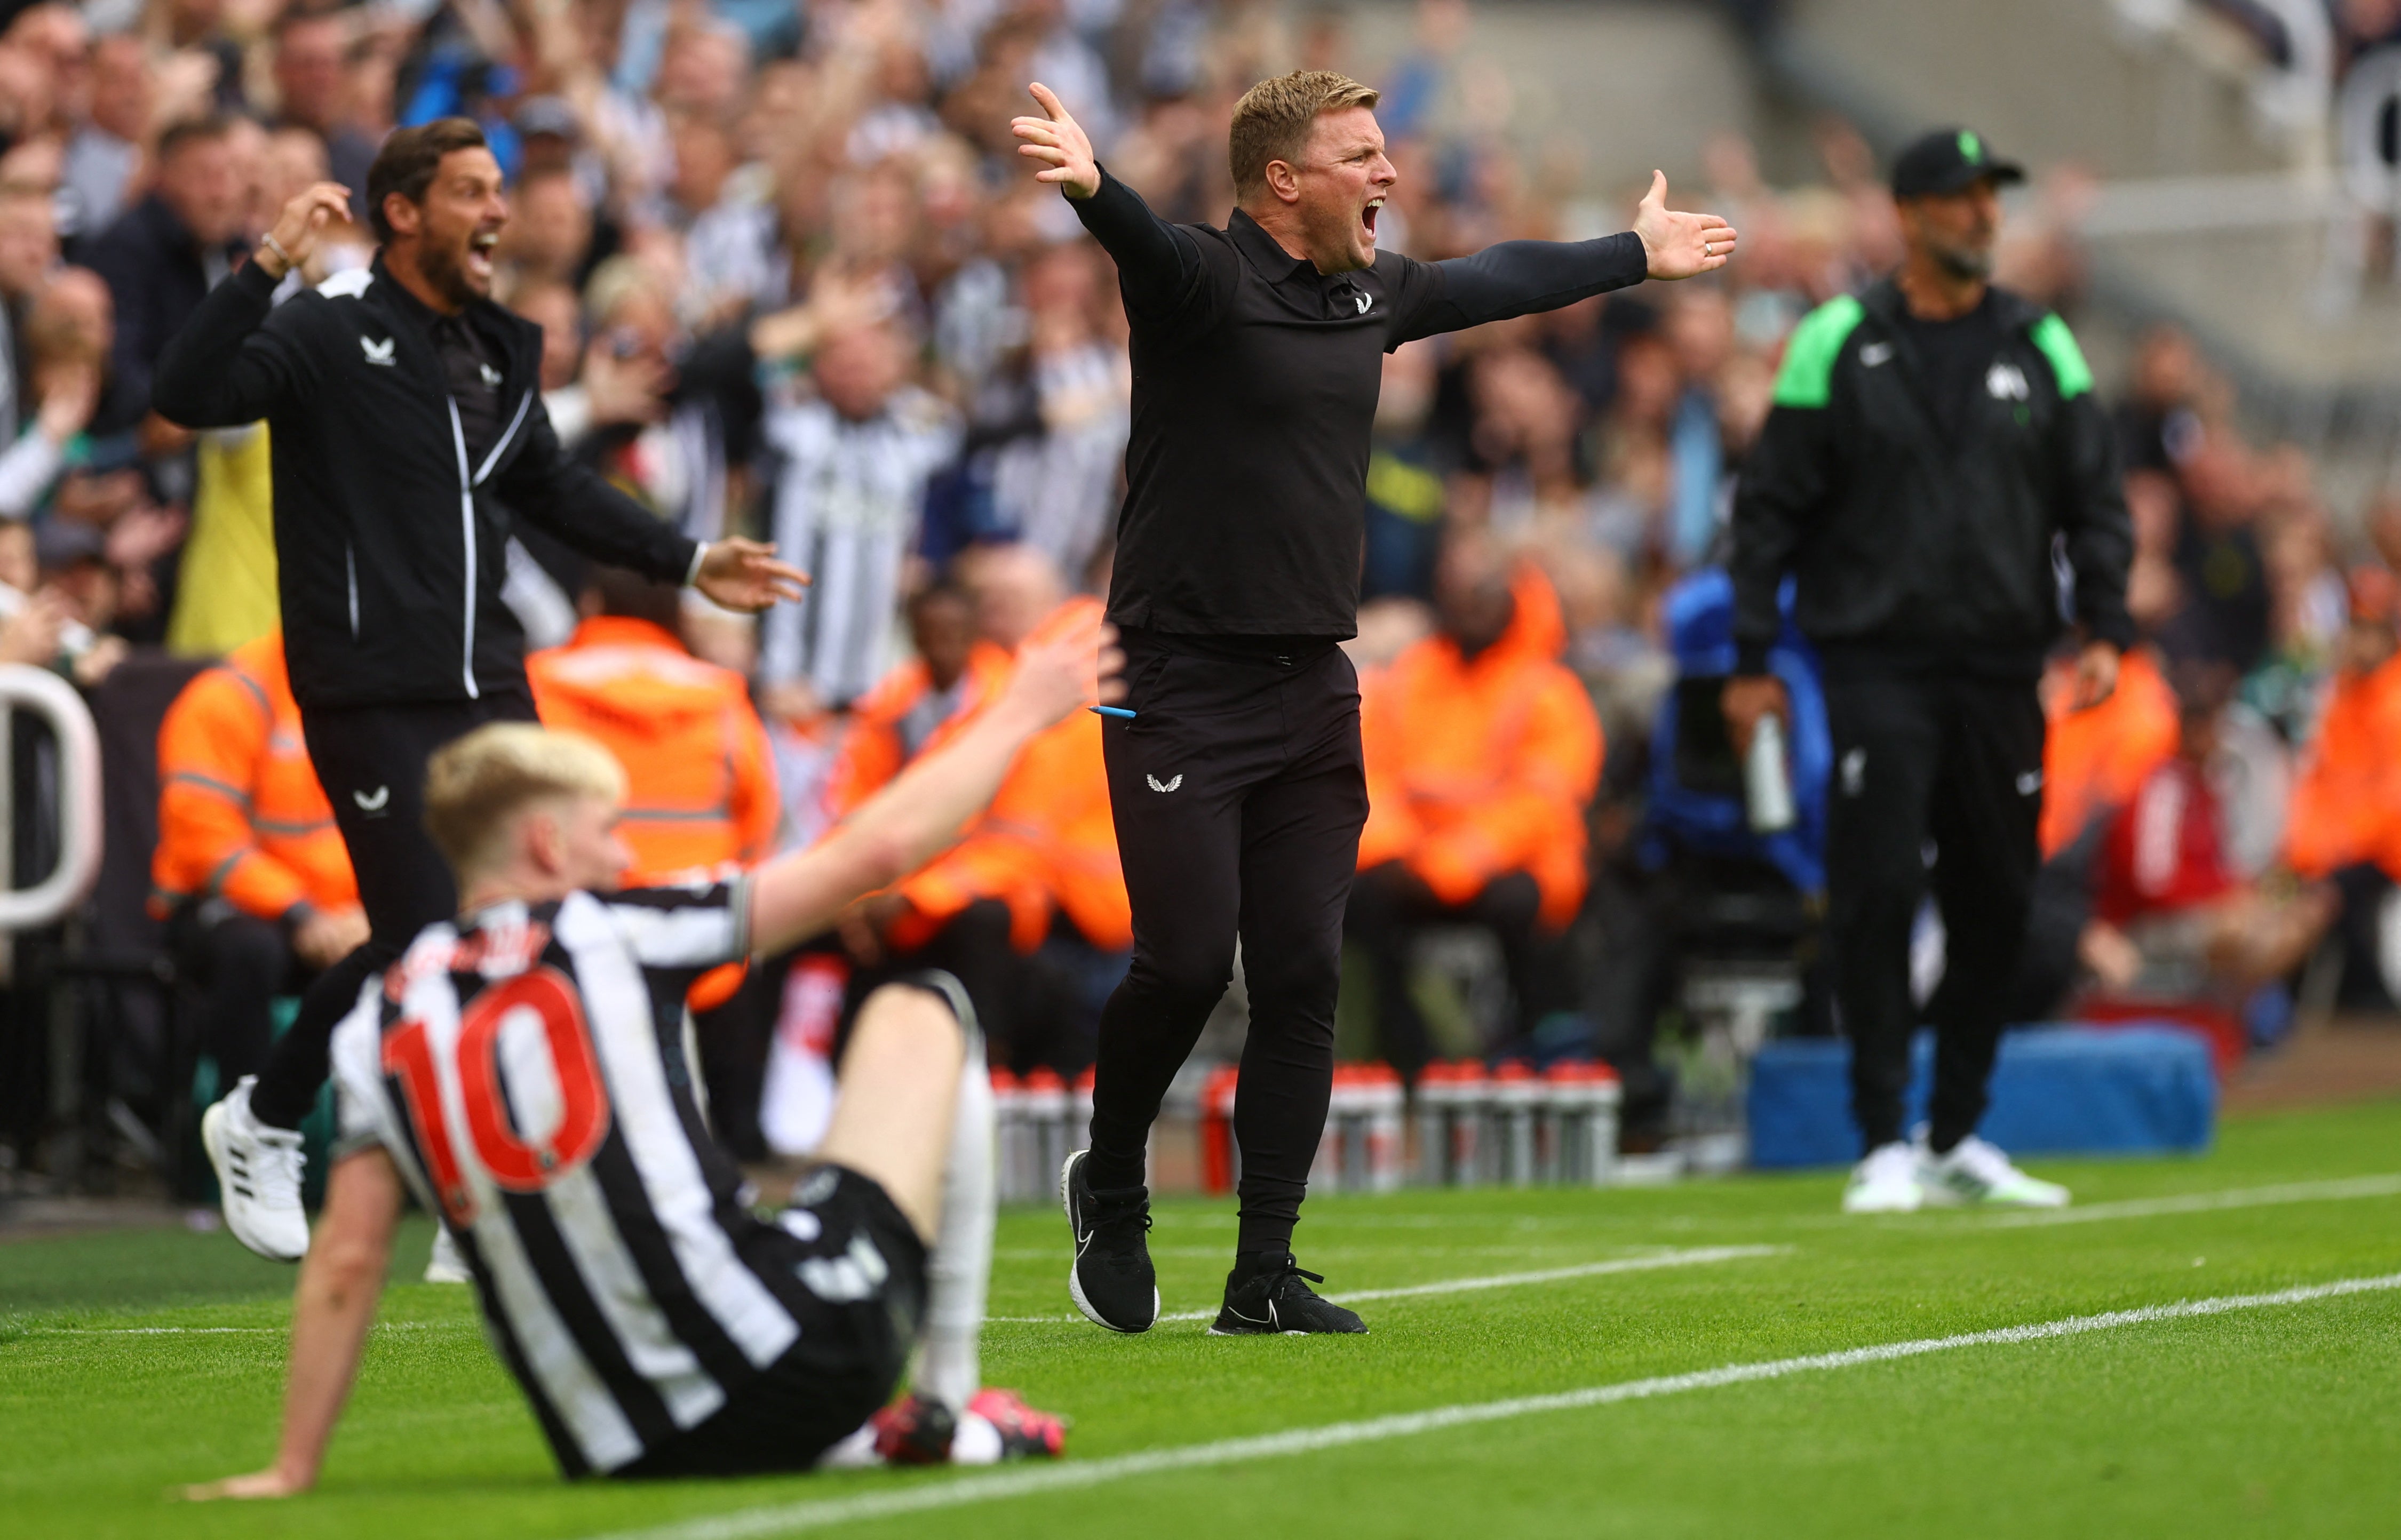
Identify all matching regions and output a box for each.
[187,609,1117,1493]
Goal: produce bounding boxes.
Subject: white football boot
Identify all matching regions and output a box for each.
[200,1076,311,1260]
[1842,1140,1925,1214]
[424,1224,473,1283]
[1919,1134,2071,1208]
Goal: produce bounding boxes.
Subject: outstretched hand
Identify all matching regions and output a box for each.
[694,538,809,613]
[1011,83,1100,200]
[1633,171,1737,281]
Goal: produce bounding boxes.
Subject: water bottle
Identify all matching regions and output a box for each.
[1745,709,1796,834]
[1363,1064,1406,1193]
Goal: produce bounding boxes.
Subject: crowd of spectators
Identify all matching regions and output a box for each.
[2,0,2399,1170]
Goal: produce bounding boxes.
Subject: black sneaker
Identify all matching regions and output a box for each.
[1060,1149,1158,1332]
[1208,1256,1369,1336]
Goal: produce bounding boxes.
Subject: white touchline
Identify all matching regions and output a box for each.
[585,1272,2401,1540]
[1978,1172,2401,1228]
[984,1244,1787,1324]
[21,1320,457,1337]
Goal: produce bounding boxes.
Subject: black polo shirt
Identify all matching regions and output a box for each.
[1072,170,1647,639]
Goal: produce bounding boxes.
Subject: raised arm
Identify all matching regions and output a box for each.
[1013,84,1213,328]
[1402,172,1736,342]
[185,1147,406,1500]
[153,182,351,429]
[746,610,1119,955]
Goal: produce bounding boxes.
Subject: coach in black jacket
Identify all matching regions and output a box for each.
[1724,129,2132,1214]
[155,119,803,1258]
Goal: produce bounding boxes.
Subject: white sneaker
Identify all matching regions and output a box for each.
[424,1225,473,1283]
[200,1076,310,1261]
[1919,1135,2071,1208]
[1842,1140,1924,1213]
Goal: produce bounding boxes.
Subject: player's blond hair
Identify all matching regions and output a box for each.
[423,723,626,877]
[1228,70,1380,202]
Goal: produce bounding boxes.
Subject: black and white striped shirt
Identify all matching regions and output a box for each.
[759,388,960,707]
[330,881,818,1476]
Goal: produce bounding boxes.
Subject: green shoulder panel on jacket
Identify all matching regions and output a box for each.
[1770,294,1865,409]
[2030,313,2094,399]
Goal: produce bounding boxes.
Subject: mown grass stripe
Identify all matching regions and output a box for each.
[1979,1172,2401,1228]
[986,1244,1786,1324]
[587,1272,2401,1540]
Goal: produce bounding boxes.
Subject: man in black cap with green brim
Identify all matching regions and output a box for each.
[1722,127,2133,1214]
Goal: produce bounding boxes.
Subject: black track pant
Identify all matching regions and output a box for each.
[1345,864,1547,1082]
[1086,632,1365,1256]
[168,903,318,1085]
[249,691,540,1130]
[1823,667,2044,1155]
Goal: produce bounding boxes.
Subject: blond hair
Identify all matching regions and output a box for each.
[1228,70,1380,202]
[423,723,626,877]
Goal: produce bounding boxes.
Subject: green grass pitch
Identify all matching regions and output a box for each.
[5,1098,2399,1539]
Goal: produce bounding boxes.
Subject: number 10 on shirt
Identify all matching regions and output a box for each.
[381,966,614,1226]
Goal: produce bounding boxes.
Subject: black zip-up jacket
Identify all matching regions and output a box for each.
[1070,168,1648,639]
[1728,279,2133,680]
[152,257,698,709]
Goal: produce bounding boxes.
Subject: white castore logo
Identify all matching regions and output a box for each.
[1986,361,2029,400]
[360,335,395,366]
[1147,774,1183,794]
[1860,341,1893,368]
[1354,292,1371,314]
[352,785,391,812]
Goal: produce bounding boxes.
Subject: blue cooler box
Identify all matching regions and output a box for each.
[1747,1025,2217,1169]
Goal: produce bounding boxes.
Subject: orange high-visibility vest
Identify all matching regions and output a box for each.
[2039,645,2180,856]
[824,640,1014,820]
[884,600,1127,954]
[152,631,356,920]
[527,616,780,886]
[1357,567,1602,930]
[2286,651,2401,879]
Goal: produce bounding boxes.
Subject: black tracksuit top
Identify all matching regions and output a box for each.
[1728,278,2134,680]
[152,257,698,710]
[1070,170,1649,639]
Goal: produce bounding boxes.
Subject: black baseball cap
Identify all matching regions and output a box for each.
[1890,127,2025,199]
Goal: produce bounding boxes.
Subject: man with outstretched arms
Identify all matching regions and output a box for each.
[1012,72,1735,1334]
[150,119,807,1264]
[1722,129,2133,1215]
[186,609,1118,1495]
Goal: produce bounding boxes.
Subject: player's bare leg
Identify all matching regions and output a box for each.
[817,977,1062,1465]
[816,982,968,1240]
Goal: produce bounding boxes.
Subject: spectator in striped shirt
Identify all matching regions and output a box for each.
[759,320,960,713]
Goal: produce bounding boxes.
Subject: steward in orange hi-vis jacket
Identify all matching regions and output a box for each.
[832,553,1126,1072]
[527,613,780,885]
[904,596,1131,955]
[2038,644,2179,857]
[1349,539,1603,1077]
[154,631,365,1084]
[823,583,1013,819]
[155,633,359,923]
[2285,570,2401,881]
